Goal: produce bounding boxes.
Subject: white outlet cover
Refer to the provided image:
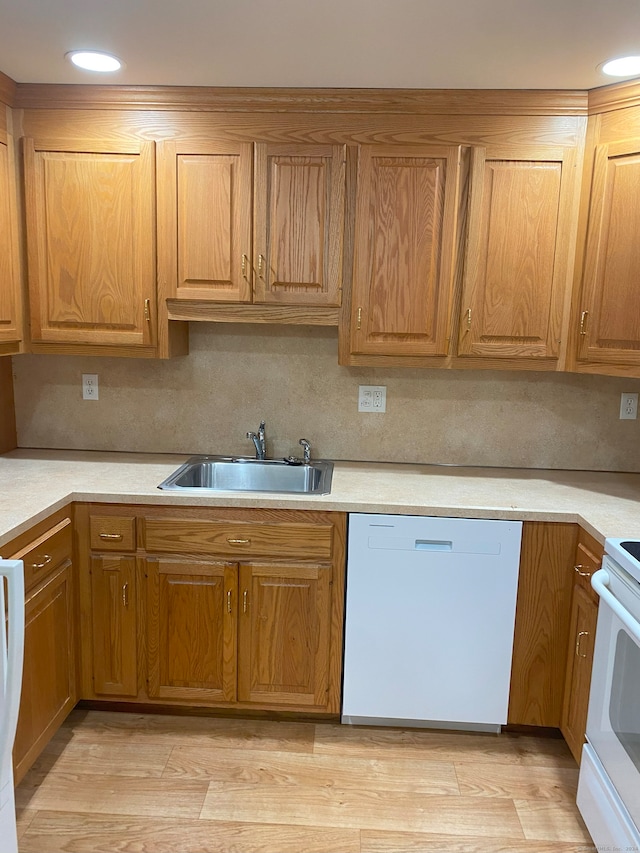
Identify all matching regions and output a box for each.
[358,385,386,413]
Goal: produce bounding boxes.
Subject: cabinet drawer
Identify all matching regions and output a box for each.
[9,518,72,591]
[143,518,333,560]
[90,516,136,552]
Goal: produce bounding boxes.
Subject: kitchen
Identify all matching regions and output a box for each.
[2,1,640,850]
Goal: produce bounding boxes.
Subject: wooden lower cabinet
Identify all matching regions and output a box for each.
[561,530,602,763]
[90,554,137,697]
[4,511,76,784]
[79,505,346,715]
[238,562,332,708]
[146,557,237,704]
[508,521,577,727]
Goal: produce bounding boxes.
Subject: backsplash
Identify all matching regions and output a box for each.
[12,323,640,471]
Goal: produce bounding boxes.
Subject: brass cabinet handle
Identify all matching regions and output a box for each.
[579,310,589,336]
[243,589,248,613]
[242,254,249,280]
[227,538,251,545]
[574,564,592,578]
[99,533,123,541]
[466,308,472,329]
[122,582,129,607]
[576,631,590,658]
[257,255,265,279]
[32,554,52,569]
[227,589,232,614]
[144,298,151,323]
[356,307,362,330]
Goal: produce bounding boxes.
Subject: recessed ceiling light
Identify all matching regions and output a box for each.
[66,50,123,73]
[600,55,640,77]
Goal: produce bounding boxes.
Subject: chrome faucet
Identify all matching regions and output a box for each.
[246,420,266,460]
[299,438,311,463]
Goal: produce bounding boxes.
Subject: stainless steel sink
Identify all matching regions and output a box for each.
[158,456,333,495]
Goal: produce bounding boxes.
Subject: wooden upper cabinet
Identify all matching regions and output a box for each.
[458,147,577,361]
[0,131,22,351]
[578,139,640,366]
[158,140,345,308]
[350,144,464,358]
[23,138,156,348]
[253,144,344,306]
[157,141,253,303]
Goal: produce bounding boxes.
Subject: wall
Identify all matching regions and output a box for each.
[12,324,640,472]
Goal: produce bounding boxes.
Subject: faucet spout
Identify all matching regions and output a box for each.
[246,420,266,459]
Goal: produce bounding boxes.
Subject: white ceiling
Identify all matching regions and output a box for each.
[1,0,640,91]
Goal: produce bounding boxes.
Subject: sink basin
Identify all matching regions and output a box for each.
[158,456,333,495]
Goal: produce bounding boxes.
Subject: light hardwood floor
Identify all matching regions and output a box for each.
[15,710,596,852]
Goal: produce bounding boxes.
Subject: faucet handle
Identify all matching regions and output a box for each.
[299,438,311,463]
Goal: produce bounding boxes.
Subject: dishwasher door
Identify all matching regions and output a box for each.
[342,513,522,730]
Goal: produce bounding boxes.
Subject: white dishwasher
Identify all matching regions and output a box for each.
[342,513,523,731]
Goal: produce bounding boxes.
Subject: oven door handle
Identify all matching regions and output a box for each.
[592,568,640,643]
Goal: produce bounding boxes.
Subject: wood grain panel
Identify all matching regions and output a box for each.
[0,356,17,452]
[143,517,334,559]
[23,138,156,347]
[578,139,640,366]
[508,522,577,727]
[238,563,331,709]
[90,555,137,696]
[166,299,339,324]
[350,144,463,357]
[157,140,253,303]
[13,563,77,784]
[253,143,344,306]
[146,558,237,703]
[458,147,576,360]
[560,584,599,764]
[0,134,22,347]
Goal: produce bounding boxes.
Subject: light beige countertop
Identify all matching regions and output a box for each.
[3,448,640,547]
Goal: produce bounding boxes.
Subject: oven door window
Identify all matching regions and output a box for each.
[609,628,640,771]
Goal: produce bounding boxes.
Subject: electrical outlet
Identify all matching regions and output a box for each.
[358,385,386,413]
[620,392,638,420]
[82,374,99,400]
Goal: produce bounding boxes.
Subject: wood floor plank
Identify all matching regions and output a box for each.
[455,761,579,802]
[514,798,596,844]
[30,740,174,778]
[164,744,460,794]
[19,811,362,853]
[361,829,596,853]
[200,781,525,837]
[15,773,208,819]
[57,709,315,753]
[314,724,577,768]
[16,807,38,840]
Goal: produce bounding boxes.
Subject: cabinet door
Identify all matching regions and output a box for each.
[350,144,463,357]
[0,132,21,349]
[90,554,137,696]
[561,583,599,764]
[23,138,156,347]
[253,143,344,306]
[157,141,253,303]
[578,139,640,366]
[238,562,332,709]
[458,147,576,360]
[13,562,76,783]
[146,558,237,703]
